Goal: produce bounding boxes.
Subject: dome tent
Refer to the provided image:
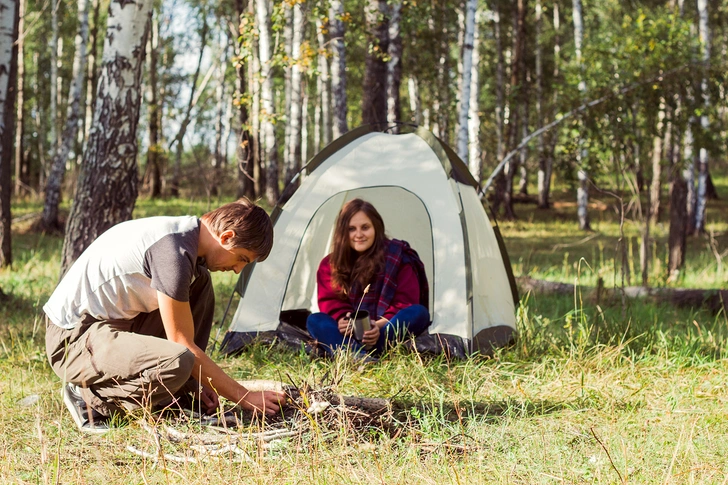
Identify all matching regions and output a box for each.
[220,126,518,357]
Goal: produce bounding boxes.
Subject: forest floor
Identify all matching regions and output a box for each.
[1,177,727,484]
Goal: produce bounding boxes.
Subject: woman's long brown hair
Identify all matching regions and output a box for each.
[330,198,387,297]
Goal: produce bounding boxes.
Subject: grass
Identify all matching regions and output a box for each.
[1,185,727,483]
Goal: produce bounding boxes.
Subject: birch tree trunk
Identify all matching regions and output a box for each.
[467,9,482,183]
[407,76,422,125]
[683,120,696,234]
[257,0,279,205]
[82,0,100,160]
[284,1,304,187]
[13,0,23,196]
[329,0,348,138]
[0,0,20,267]
[170,10,208,197]
[536,0,551,209]
[315,16,331,148]
[60,0,152,274]
[455,0,477,164]
[649,98,666,226]
[41,0,90,231]
[362,0,388,126]
[144,9,162,199]
[282,3,292,170]
[386,0,403,131]
[50,0,59,153]
[493,7,505,163]
[572,0,591,230]
[693,0,710,233]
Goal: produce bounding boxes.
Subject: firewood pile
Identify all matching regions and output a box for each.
[127,378,395,465]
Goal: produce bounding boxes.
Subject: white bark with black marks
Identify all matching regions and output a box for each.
[42,0,90,230]
[386,0,402,130]
[60,0,152,274]
[329,0,348,138]
[694,0,710,233]
[285,1,304,187]
[257,0,278,204]
[315,17,331,148]
[467,9,482,182]
[456,0,477,164]
[13,0,23,196]
[0,0,20,266]
[572,0,590,230]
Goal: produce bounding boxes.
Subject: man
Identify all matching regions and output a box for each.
[44,198,285,434]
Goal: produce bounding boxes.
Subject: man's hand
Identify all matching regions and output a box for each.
[337,312,353,337]
[199,384,220,415]
[361,322,380,348]
[241,390,286,415]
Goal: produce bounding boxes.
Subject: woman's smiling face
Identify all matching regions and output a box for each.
[348,211,376,253]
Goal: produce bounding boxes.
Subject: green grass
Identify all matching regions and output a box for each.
[0,191,727,483]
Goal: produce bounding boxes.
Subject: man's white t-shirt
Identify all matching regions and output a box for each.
[44,216,202,329]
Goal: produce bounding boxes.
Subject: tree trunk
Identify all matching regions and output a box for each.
[233,0,254,199]
[407,76,422,125]
[693,0,710,234]
[329,0,348,138]
[284,1,304,187]
[649,98,666,226]
[502,0,527,221]
[668,162,688,281]
[455,0,477,164]
[683,122,696,234]
[82,0,100,161]
[249,0,263,197]
[60,0,152,274]
[535,0,549,208]
[256,0,278,205]
[385,0,403,131]
[50,0,59,154]
[572,0,590,230]
[0,0,20,267]
[13,0,24,196]
[493,7,505,164]
[538,2,559,209]
[170,9,209,197]
[41,0,90,231]
[211,57,226,197]
[467,9,482,183]
[315,16,331,148]
[362,0,388,126]
[282,3,292,172]
[145,10,162,198]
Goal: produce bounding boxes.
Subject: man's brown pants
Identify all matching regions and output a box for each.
[45,268,214,417]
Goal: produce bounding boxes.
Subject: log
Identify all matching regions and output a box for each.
[517,276,728,313]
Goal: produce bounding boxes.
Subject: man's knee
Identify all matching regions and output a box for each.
[155,348,195,394]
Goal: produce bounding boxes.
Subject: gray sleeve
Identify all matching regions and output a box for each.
[143,230,198,302]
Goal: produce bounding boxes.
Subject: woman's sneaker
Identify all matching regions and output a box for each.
[62,383,110,434]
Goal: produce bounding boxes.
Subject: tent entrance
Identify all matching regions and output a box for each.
[281,186,435,317]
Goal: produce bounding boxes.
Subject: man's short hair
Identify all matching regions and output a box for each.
[201,198,274,261]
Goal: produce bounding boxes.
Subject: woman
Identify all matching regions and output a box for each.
[307,198,430,357]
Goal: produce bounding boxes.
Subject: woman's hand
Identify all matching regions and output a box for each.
[361,321,380,348]
[337,312,353,336]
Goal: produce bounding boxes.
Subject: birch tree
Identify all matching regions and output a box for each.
[467,9,483,182]
[0,0,20,267]
[315,16,331,149]
[572,0,591,230]
[535,0,551,209]
[50,0,59,153]
[61,0,153,273]
[13,0,23,196]
[233,0,255,199]
[329,0,348,138]
[256,0,279,204]
[284,1,304,187]
[41,0,90,231]
[455,0,477,165]
[386,0,403,130]
[693,0,710,233]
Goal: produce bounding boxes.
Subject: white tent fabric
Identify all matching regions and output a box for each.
[226,128,517,353]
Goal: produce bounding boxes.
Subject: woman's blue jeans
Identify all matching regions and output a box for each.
[306,304,430,356]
